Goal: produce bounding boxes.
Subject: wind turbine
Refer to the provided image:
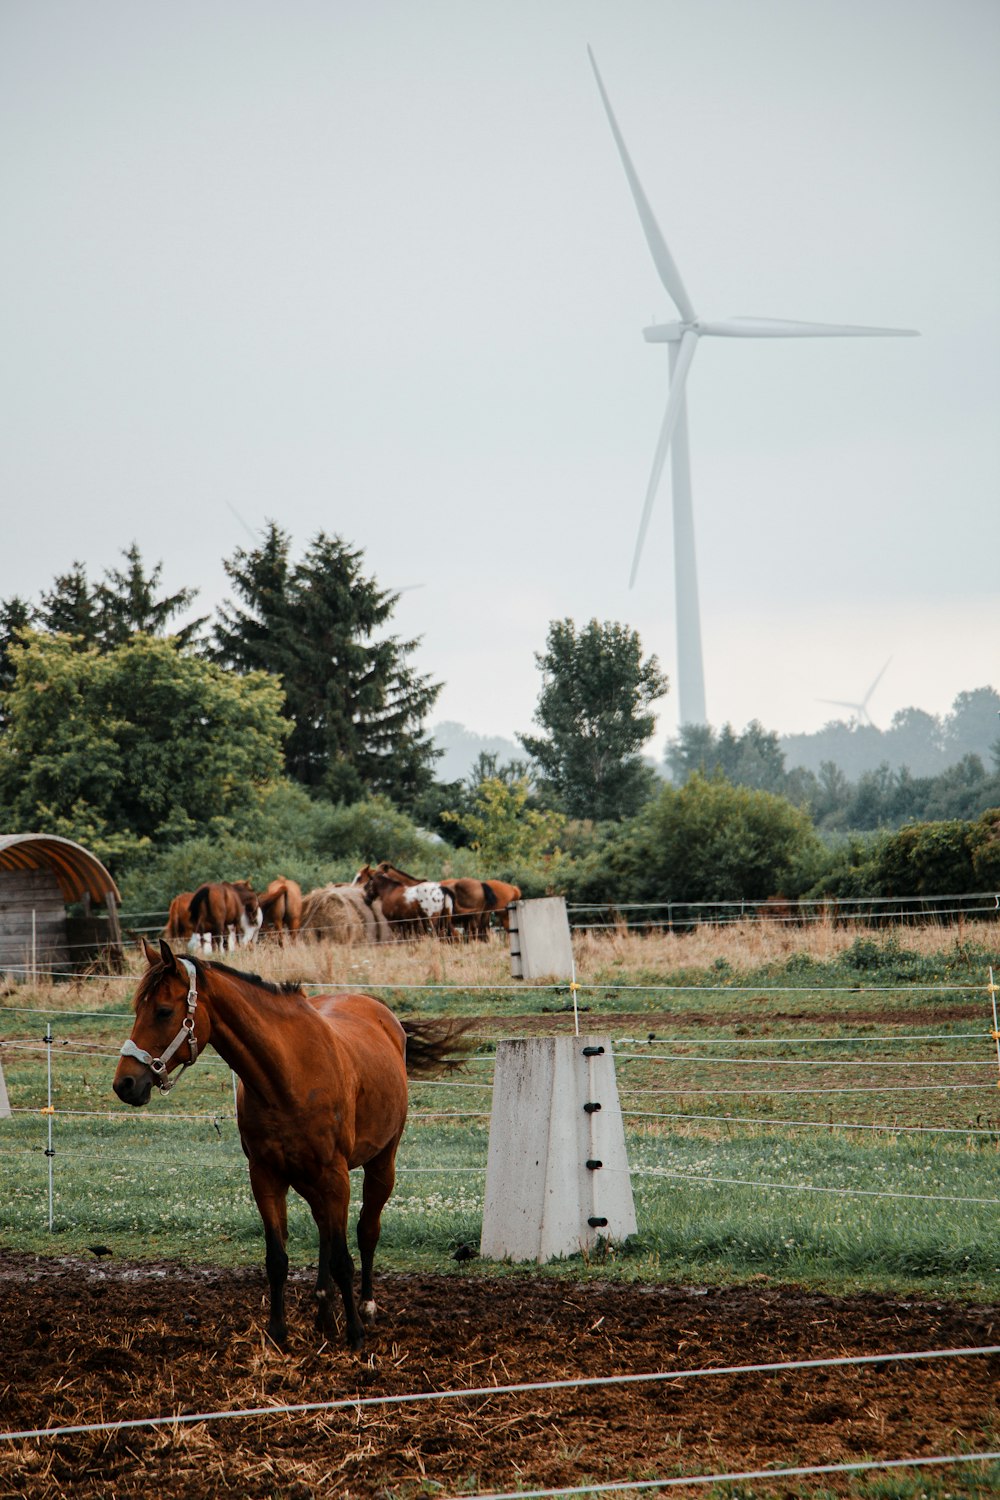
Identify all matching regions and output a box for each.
[818,656,893,728]
[588,48,919,727]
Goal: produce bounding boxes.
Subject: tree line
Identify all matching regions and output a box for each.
[2,531,998,913]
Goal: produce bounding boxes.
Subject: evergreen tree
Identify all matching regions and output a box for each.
[0,596,35,731]
[518,618,667,820]
[37,562,101,644]
[214,525,442,804]
[95,542,205,648]
[213,521,293,677]
[28,547,203,652]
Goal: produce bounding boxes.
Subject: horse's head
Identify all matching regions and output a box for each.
[352,864,375,886]
[113,939,211,1107]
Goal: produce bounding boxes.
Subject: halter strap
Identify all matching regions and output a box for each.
[119,958,200,1093]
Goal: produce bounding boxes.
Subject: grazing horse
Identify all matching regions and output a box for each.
[259,876,303,942]
[375,862,521,940]
[361,867,454,939]
[188,880,261,951]
[163,891,196,945]
[480,878,522,933]
[113,940,469,1350]
[162,891,214,953]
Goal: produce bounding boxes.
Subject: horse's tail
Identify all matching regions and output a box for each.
[188,885,211,927]
[482,881,499,910]
[403,1017,474,1077]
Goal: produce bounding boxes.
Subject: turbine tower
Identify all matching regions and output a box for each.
[589,48,919,727]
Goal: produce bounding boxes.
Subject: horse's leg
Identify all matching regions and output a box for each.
[305,1163,364,1351]
[357,1140,399,1325]
[248,1163,290,1347]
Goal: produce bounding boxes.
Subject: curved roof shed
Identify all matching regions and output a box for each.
[0,834,120,905]
[0,834,123,975]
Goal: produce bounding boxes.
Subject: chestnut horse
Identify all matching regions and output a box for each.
[360,867,454,939]
[258,876,303,942]
[188,880,261,951]
[163,891,196,946]
[113,940,469,1350]
[374,862,521,939]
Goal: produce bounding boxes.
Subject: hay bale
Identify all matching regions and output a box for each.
[299,884,390,945]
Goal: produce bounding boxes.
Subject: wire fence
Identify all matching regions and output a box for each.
[4,969,1000,1232]
[2,885,999,976]
[4,971,1000,1496]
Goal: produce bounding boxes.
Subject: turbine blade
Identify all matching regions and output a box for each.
[588,47,696,323]
[698,317,920,338]
[630,329,699,588]
[861,656,893,706]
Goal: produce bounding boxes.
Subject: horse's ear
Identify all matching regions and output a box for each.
[159,938,180,972]
[141,937,160,967]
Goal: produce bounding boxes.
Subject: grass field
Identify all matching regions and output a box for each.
[2,918,999,1301]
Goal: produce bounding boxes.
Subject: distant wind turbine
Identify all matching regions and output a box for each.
[588,48,919,727]
[818,656,893,728]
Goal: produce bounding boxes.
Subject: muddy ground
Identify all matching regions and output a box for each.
[0,1253,997,1499]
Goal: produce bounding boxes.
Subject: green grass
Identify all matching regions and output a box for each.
[3,938,1000,1300]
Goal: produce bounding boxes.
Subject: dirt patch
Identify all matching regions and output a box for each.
[0,1252,997,1497]
[466,1003,986,1035]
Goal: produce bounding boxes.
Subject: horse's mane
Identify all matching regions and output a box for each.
[378,861,423,884]
[202,957,306,996]
[134,955,306,1011]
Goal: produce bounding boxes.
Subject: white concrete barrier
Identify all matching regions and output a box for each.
[480,1035,637,1263]
[508,897,574,981]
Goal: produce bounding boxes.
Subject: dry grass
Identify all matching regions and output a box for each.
[6,913,998,1014]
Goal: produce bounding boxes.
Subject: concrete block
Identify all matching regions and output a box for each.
[480,1034,637,1263]
[508,896,574,981]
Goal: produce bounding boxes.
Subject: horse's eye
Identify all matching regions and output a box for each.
[155,1006,173,1022]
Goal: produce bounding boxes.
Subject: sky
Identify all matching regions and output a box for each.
[2,0,998,760]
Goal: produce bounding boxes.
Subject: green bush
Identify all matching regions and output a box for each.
[118,786,446,913]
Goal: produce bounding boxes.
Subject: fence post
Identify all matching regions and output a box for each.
[44,1022,54,1231]
[480,1034,636,1263]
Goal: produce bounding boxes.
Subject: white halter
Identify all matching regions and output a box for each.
[119,958,200,1093]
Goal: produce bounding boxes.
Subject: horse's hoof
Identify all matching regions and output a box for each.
[359,1299,377,1326]
[265,1326,288,1351]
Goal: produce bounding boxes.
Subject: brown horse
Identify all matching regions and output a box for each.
[162,891,196,947]
[189,881,261,950]
[361,867,453,939]
[258,876,303,942]
[375,862,520,939]
[113,939,469,1350]
[480,878,522,933]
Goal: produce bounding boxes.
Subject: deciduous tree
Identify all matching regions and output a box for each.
[518,618,667,820]
[0,632,289,867]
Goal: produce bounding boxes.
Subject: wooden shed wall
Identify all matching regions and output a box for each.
[0,868,69,972]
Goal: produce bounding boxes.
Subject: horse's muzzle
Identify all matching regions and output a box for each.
[113,1068,154,1107]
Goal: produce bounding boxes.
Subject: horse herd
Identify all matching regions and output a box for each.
[163,863,521,950]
